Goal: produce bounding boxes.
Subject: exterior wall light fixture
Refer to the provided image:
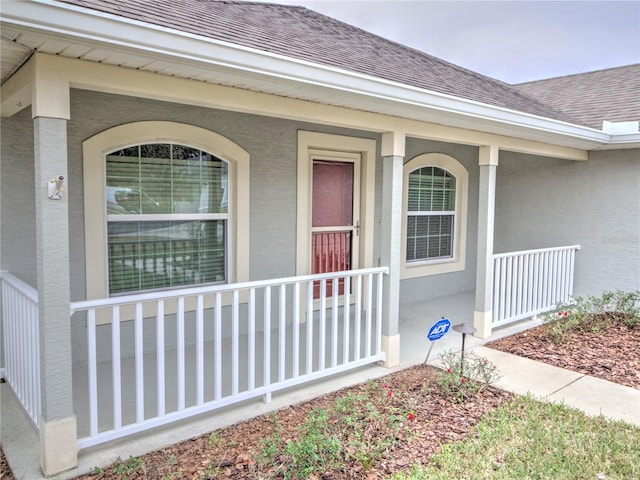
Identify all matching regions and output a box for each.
[48,175,65,200]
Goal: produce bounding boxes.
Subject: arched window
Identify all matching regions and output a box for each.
[402,153,468,278]
[105,144,228,294]
[83,121,249,299]
[406,166,456,262]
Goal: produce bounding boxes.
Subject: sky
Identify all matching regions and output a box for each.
[264,0,640,84]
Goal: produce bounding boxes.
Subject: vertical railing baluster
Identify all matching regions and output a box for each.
[19,293,27,414]
[365,273,373,358]
[232,290,239,396]
[515,255,523,318]
[568,249,576,299]
[214,292,222,401]
[331,277,338,368]
[342,275,351,364]
[354,274,362,361]
[561,249,569,302]
[319,280,326,371]
[492,258,500,324]
[534,252,542,311]
[196,294,204,406]
[500,258,506,323]
[156,300,165,417]
[306,281,313,375]
[177,297,185,411]
[278,285,286,383]
[507,256,515,318]
[33,296,40,422]
[263,286,271,402]
[112,306,122,430]
[135,302,144,424]
[248,288,256,390]
[524,254,530,316]
[293,282,300,378]
[375,272,383,355]
[87,309,98,437]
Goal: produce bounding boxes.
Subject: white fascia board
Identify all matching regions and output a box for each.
[1,0,613,148]
[594,133,640,150]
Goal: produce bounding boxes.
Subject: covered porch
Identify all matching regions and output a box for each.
[1,287,544,480]
[1,243,578,477]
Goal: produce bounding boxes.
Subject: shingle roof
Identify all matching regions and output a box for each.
[515,64,640,130]
[57,0,583,126]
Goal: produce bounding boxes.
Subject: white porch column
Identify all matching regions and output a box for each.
[32,58,77,475]
[379,131,405,367]
[474,145,498,338]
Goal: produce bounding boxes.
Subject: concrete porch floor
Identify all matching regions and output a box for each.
[2,291,543,479]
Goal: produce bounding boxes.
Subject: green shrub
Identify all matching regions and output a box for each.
[437,350,502,403]
[544,290,640,343]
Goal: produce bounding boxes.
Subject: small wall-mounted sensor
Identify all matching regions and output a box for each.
[48,175,65,200]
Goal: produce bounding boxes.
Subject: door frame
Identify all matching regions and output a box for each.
[296,131,376,276]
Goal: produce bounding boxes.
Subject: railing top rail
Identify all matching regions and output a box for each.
[493,245,581,260]
[0,270,38,302]
[70,266,389,312]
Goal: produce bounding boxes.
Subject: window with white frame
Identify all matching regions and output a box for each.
[401,153,468,278]
[106,144,228,294]
[83,121,250,301]
[406,166,455,262]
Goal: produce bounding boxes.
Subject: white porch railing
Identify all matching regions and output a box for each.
[70,267,387,449]
[492,245,580,326]
[0,271,41,429]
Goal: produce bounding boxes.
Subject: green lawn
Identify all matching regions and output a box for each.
[390,395,640,480]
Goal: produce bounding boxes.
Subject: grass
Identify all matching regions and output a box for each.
[390,395,640,480]
[254,382,418,479]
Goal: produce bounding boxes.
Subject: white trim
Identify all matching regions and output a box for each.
[1,53,592,160]
[0,1,630,150]
[401,153,468,278]
[82,121,249,310]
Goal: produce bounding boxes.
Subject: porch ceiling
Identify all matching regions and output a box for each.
[1,4,636,151]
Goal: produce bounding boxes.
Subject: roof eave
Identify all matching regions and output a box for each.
[0,0,625,151]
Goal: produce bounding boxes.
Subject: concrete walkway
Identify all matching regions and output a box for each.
[3,312,639,479]
[472,345,640,426]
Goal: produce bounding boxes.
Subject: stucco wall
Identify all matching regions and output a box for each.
[398,138,480,303]
[494,148,640,296]
[0,107,37,285]
[66,89,380,301]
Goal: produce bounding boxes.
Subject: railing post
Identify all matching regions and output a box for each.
[474,145,498,339]
[379,132,403,367]
[33,113,78,475]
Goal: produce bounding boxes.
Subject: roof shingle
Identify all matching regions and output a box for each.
[515,64,640,130]
[58,0,583,125]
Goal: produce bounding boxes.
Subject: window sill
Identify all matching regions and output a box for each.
[400,258,465,279]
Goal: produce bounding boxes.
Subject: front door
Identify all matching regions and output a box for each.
[311,155,360,295]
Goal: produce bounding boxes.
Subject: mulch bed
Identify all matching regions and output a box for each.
[71,365,511,479]
[0,453,12,480]
[486,320,640,389]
